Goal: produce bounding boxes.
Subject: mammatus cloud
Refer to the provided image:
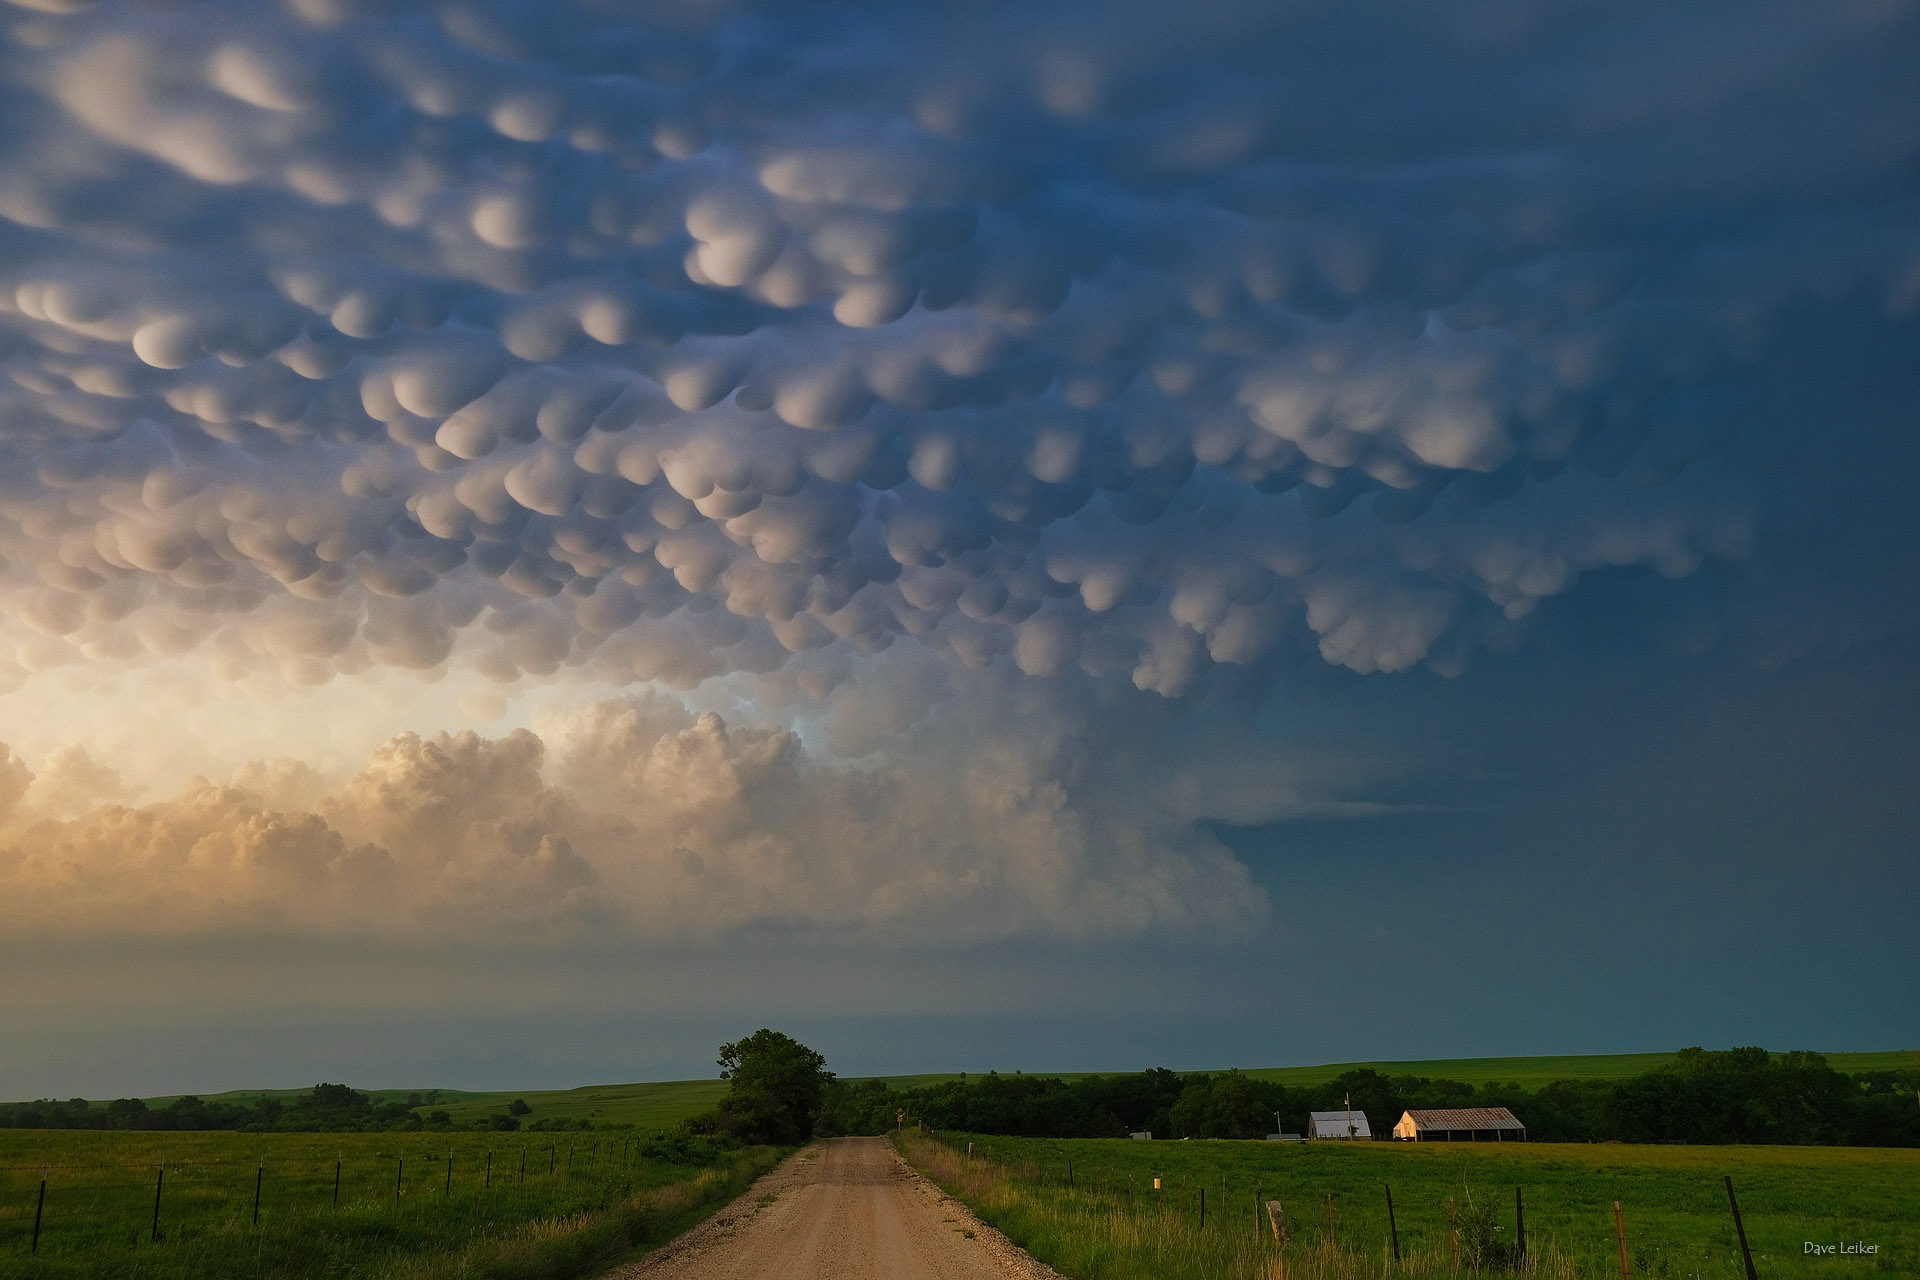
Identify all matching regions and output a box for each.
[2,0,1909,705]
[0,690,1273,942]
[0,1,1915,949]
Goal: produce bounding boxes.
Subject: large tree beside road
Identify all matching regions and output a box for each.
[715,1029,833,1145]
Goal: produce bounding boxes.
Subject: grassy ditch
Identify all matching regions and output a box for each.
[897,1130,1914,1280]
[0,1128,783,1280]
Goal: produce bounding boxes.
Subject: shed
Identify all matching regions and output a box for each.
[1308,1110,1372,1140]
[1391,1107,1526,1141]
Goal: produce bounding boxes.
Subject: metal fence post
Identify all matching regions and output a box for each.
[1385,1185,1400,1262]
[1516,1186,1526,1260]
[1725,1177,1759,1280]
[151,1164,165,1242]
[333,1158,341,1210]
[31,1178,45,1254]
[253,1162,263,1225]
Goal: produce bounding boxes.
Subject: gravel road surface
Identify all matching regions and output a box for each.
[608,1136,1065,1280]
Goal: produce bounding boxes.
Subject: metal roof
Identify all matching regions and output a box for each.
[1307,1111,1373,1137]
[1397,1107,1525,1131]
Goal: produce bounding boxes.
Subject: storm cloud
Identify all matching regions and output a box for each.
[0,0,1909,707]
[0,0,1916,1058]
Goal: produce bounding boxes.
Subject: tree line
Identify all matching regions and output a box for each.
[814,1047,1920,1147]
[0,1082,599,1133]
[8,1043,1914,1146]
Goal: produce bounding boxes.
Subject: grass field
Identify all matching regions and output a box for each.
[0,1127,781,1280]
[900,1130,1915,1280]
[409,1078,733,1129]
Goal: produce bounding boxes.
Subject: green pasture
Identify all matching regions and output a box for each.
[0,1127,779,1280]
[415,1078,732,1129]
[1239,1049,1912,1091]
[905,1132,1915,1280]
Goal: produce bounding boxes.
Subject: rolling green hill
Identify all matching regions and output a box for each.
[23,1048,1913,1131]
[1238,1048,1914,1089]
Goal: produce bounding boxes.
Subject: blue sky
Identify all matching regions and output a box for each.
[0,0,1915,1096]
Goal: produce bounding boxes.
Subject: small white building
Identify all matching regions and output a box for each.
[1308,1110,1372,1140]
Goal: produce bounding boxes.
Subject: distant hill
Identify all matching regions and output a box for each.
[20,1048,1912,1131]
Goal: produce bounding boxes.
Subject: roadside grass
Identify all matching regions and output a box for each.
[898,1130,1916,1280]
[0,1128,782,1280]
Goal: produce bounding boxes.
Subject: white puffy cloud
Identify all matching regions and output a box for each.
[0,684,1278,942]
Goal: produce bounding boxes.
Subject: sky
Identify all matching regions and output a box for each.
[1,0,1917,1099]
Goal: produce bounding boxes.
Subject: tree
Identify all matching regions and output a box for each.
[1168,1070,1278,1139]
[507,1098,531,1116]
[716,1029,832,1145]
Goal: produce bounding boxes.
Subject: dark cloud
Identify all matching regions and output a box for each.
[0,0,1914,1088]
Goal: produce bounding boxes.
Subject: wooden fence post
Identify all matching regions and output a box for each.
[1613,1201,1631,1280]
[1385,1185,1400,1262]
[1516,1186,1526,1261]
[1725,1177,1759,1280]
[1266,1199,1289,1242]
[1447,1197,1459,1270]
[1324,1191,1335,1250]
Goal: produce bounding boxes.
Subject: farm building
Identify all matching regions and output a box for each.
[1308,1110,1372,1140]
[1391,1107,1526,1141]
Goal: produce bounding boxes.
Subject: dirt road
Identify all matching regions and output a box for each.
[608,1136,1064,1280]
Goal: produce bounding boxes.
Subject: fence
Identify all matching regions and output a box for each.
[0,1131,672,1257]
[914,1132,1814,1280]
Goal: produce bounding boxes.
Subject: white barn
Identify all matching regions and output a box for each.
[1308,1110,1372,1140]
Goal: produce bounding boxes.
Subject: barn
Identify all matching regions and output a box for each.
[1391,1107,1526,1141]
[1308,1110,1372,1140]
